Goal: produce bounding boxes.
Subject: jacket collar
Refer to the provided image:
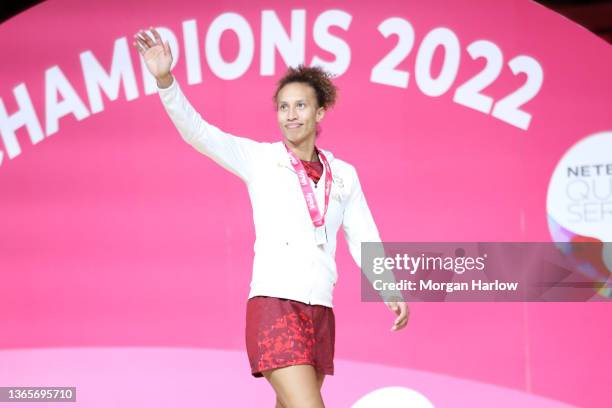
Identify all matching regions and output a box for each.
[274,141,335,170]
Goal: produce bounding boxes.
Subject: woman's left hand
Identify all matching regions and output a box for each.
[385,301,409,331]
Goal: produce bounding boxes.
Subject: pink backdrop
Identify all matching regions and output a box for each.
[1,0,610,406]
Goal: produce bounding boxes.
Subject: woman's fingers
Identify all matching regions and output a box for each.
[392,317,407,331]
[133,35,150,55]
[391,303,409,331]
[133,40,145,55]
[137,29,155,47]
[151,27,163,46]
[133,28,165,55]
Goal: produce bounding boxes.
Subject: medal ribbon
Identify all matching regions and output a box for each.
[284,143,332,227]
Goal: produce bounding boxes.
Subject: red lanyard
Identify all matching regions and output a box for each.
[284,144,332,227]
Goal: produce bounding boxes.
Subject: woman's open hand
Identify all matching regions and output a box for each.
[385,300,409,332]
[133,27,173,86]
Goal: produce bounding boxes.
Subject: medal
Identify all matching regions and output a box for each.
[315,225,328,245]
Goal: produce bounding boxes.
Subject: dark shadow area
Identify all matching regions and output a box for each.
[0,0,610,43]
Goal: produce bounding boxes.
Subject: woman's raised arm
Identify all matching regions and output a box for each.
[132,27,262,183]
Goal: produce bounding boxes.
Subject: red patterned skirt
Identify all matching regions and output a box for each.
[245,296,335,378]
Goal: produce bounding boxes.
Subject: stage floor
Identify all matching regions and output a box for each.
[0,347,576,407]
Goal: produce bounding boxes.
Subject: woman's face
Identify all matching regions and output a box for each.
[276,82,325,146]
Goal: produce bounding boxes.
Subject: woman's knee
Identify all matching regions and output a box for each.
[263,365,324,408]
[278,395,323,408]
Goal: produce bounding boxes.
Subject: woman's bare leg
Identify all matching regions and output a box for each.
[262,364,325,408]
[273,370,324,407]
[316,372,325,391]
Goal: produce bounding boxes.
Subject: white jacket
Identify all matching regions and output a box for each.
[158,79,383,308]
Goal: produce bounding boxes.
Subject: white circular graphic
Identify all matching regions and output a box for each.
[351,386,435,408]
[547,131,612,241]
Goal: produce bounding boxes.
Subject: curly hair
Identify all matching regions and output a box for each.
[273,64,338,110]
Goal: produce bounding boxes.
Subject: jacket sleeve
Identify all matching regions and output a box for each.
[342,166,382,265]
[157,78,262,183]
[342,166,404,303]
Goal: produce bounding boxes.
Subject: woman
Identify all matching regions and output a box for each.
[133,27,409,408]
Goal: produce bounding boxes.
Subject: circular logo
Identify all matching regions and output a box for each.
[547,131,612,295]
[547,131,612,241]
